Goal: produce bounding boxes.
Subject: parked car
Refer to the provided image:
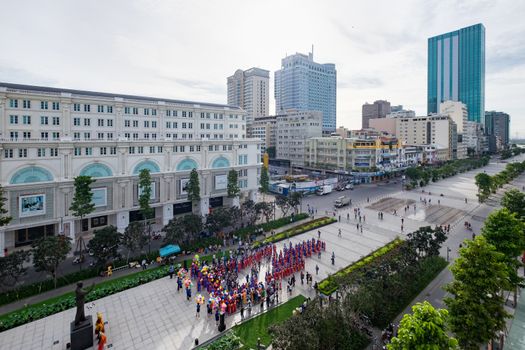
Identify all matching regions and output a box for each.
[345,183,354,190]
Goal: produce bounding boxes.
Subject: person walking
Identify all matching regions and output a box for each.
[338,215,341,222]
[240,303,245,320]
[318,230,321,239]
[169,264,174,279]
[301,271,305,284]
[338,228,342,237]
[315,264,319,275]
[196,302,201,318]
[360,225,363,234]
[331,252,335,265]
[347,213,350,221]
[356,223,359,231]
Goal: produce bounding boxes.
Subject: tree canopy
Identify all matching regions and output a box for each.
[32,235,71,288]
[227,169,240,198]
[69,175,95,229]
[259,165,270,194]
[121,221,147,263]
[0,250,30,290]
[0,184,12,227]
[187,169,201,202]
[87,226,122,266]
[501,189,525,219]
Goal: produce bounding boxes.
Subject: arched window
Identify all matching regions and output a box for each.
[10,166,54,184]
[176,158,199,171]
[211,156,230,168]
[133,160,161,175]
[79,163,113,178]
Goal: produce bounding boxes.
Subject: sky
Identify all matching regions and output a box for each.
[1,0,524,137]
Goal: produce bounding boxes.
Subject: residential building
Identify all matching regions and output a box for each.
[463,121,486,155]
[386,109,416,119]
[251,116,277,154]
[227,67,270,127]
[0,82,261,256]
[369,118,397,136]
[440,101,468,159]
[428,24,485,124]
[276,110,322,166]
[274,51,336,134]
[395,114,457,160]
[485,111,510,152]
[362,100,391,129]
[334,126,351,138]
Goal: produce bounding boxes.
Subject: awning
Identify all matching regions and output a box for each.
[159,244,181,257]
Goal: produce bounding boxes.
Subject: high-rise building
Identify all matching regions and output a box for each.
[227,67,270,125]
[274,51,336,134]
[0,82,261,256]
[362,100,391,128]
[485,111,510,151]
[276,110,323,166]
[428,24,485,124]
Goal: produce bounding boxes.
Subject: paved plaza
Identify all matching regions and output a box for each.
[1,156,524,350]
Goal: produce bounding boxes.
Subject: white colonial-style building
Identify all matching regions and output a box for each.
[0,83,261,256]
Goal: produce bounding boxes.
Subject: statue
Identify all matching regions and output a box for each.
[74,281,95,326]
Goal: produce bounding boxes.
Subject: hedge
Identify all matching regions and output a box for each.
[234,213,309,240]
[253,216,336,248]
[0,251,232,332]
[318,238,404,295]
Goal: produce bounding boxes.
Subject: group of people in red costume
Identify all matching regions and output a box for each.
[175,238,325,325]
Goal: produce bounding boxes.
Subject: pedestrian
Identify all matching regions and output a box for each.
[318,230,321,239]
[331,252,335,265]
[301,271,305,284]
[315,264,319,275]
[347,213,350,221]
[367,197,370,203]
[141,259,147,270]
[318,250,321,259]
[338,228,342,237]
[215,308,220,326]
[401,218,404,224]
[169,264,174,279]
[438,199,440,205]
[359,216,362,223]
[465,198,468,203]
[356,223,359,231]
[360,225,363,234]
[338,215,341,222]
[240,303,245,320]
[196,302,201,318]
[472,232,476,240]
[363,215,366,222]
[97,331,107,350]
[401,225,403,231]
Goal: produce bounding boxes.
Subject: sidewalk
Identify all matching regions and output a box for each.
[0,215,314,316]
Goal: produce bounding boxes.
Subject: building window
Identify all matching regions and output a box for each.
[52,117,60,125]
[84,104,90,112]
[189,145,194,152]
[52,132,60,140]
[124,132,130,139]
[37,148,46,157]
[84,118,91,126]
[9,99,18,108]
[107,106,113,113]
[149,146,155,153]
[50,148,58,157]
[74,132,80,140]
[19,149,28,158]
[84,132,91,139]
[73,103,80,111]
[23,100,31,109]
[144,108,150,115]
[23,132,31,139]
[182,111,187,117]
[129,146,135,154]
[133,120,139,128]
[4,149,13,158]
[157,146,163,153]
[144,121,149,128]
[41,132,49,140]
[52,102,60,110]
[100,147,107,155]
[125,120,130,127]
[9,115,18,124]
[107,119,113,127]
[73,117,80,126]
[85,147,93,156]
[133,107,138,115]
[10,131,18,140]
[152,121,157,128]
[107,132,113,139]
[22,115,31,124]
[97,105,104,113]
[110,147,116,155]
[152,133,157,139]
[41,116,49,125]
[152,109,157,116]
[124,107,130,114]
[98,132,104,139]
[98,119,104,127]
[40,101,48,110]
[133,133,138,140]
[74,147,81,156]
[144,133,150,139]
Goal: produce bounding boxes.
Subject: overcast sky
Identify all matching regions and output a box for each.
[1,0,524,137]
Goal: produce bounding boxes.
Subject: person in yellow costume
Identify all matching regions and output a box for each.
[95,312,105,339]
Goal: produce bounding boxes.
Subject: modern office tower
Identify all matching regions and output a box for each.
[428,24,485,124]
[0,82,261,256]
[274,51,336,134]
[362,100,391,128]
[227,67,270,125]
[485,111,510,151]
[395,114,458,160]
[276,110,323,166]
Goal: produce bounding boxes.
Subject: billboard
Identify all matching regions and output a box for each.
[214,174,227,190]
[19,194,46,217]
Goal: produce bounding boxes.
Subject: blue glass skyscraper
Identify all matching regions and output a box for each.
[428,24,485,124]
[274,51,337,134]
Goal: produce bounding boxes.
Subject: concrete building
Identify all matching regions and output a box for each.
[369,118,397,136]
[276,110,322,166]
[395,114,457,160]
[485,111,510,152]
[464,121,487,155]
[334,126,351,138]
[362,100,391,129]
[428,24,485,124]
[274,51,337,134]
[227,67,270,126]
[0,83,261,256]
[251,116,277,154]
[440,101,468,159]
[386,110,416,119]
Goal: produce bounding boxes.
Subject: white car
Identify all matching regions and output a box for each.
[345,183,354,190]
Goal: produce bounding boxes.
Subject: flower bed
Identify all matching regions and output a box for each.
[253,216,336,248]
[318,238,404,295]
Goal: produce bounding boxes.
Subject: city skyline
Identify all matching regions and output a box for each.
[0,0,524,136]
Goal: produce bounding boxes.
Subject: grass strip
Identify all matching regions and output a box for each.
[318,238,403,295]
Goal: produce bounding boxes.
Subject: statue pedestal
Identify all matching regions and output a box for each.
[70,315,93,350]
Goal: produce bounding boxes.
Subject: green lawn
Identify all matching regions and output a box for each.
[233,295,306,349]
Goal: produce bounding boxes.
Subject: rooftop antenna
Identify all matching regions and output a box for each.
[311,44,314,57]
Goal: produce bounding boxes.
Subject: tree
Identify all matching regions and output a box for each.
[444,236,511,350]
[206,207,232,234]
[32,235,71,288]
[69,175,96,249]
[275,195,291,218]
[240,199,257,226]
[501,189,525,219]
[288,191,303,214]
[259,165,270,195]
[0,184,12,228]
[121,222,148,263]
[266,146,276,159]
[138,169,154,253]
[0,250,30,290]
[475,173,492,202]
[186,168,201,202]
[87,226,121,267]
[482,208,525,305]
[388,301,458,350]
[227,169,240,198]
[255,201,273,223]
[406,226,447,259]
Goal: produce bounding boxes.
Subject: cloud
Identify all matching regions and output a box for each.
[340,76,384,89]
